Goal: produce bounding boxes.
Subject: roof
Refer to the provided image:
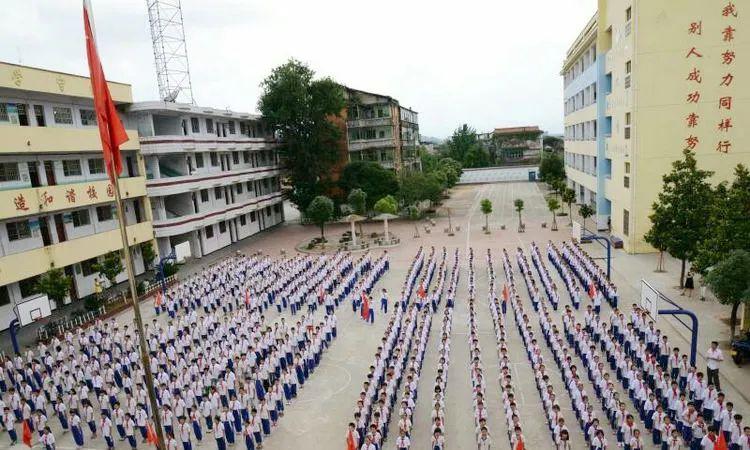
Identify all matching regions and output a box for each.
[128,101,260,120]
[493,126,542,135]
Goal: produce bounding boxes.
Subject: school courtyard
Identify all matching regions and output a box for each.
[11,180,750,450]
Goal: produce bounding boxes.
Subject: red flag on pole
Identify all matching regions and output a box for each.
[502,284,509,302]
[83,0,128,184]
[716,431,729,450]
[360,292,370,321]
[22,421,32,447]
[346,430,356,450]
[146,423,158,446]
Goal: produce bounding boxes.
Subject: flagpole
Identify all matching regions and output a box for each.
[109,165,167,450]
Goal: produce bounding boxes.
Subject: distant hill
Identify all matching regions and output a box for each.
[420,135,444,144]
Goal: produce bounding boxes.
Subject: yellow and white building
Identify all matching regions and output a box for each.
[0,62,154,330]
[562,0,749,253]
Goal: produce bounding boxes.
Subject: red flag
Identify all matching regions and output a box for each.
[346,430,356,450]
[361,292,370,321]
[146,423,158,446]
[502,284,509,302]
[588,282,597,299]
[83,0,128,184]
[22,421,32,447]
[716,431,729,450]
[515,438,524,450]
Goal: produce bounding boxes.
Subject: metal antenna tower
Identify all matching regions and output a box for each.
[146,0,195,104]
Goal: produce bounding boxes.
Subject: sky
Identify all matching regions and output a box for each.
[0,0,597,139]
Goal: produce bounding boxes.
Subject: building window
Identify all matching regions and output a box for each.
[206,118,214,134]
[0,285,9,306]
[232,152,240,165]
[214,187,223,199]
[80,257,98,276]
[0,162,20,182]
[250,211,256,222]
[219,221,227,233]
[625,162,631,174]
[623,209,630,236]
[626,6,632,21]
[200,189,209,202]
[624,176,630,188]
[19,276,40,298]
[243,151,250,164]
[227,121,235,134]
[210,152,218,166]
[246,181,253,192]
[6,220,31,241]
[240,215,247,226]
[240,122,247,135]
[52,106,73,124]
[88,158,105,175]
[195,153,204,168]
[205,225,214,239]
[80,109,97,126]
[72,210,91,227]
[266,207,271,217]
[191,117,200,133]
[236,183,243,194]
[34,105,46,127]
[96,205,114,222]
[63,160,82,177]
[0,103,8,122]
[274,203,281,213]
[624,112,631,139]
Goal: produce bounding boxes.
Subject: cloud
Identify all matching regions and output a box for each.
[0,0,597,138]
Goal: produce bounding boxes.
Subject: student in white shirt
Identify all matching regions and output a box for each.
[705,342,724,391]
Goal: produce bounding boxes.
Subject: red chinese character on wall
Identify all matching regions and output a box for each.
[720,73,735,87]
[719,96,733,110]
[723,26,736,42]
[686,47,703,58]
[686,113,700,128]
[716,140,732,153]
[686,68,703,83]
[721,50,736,65]
[685,135,700,150]
[688,21,703,35]
[718,118,733,132]
[106,183,115,198]
[686,91,701,103]
[13,194,29,211]
[86,185,98,199]
[41,191,53,206]
[722,2,738,18]
[65,188,76,203]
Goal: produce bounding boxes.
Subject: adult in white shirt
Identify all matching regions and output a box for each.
[706,341,724,391]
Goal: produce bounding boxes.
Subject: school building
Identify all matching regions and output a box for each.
[562,0,748,253]
[127,102,284,260]
[0,62,154,330]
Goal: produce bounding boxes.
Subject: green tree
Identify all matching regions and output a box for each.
[400,172,442,206]
[347,188,367,215]
[539,152,565,183]
[514,199,525,230]
[446,124,478,162]
[373,195,398,215]
[543,135,564,153]
[579,204,594,233]
[93,251,124,287]
[140,241,157,269]
[547,198,560,230]
[704,250,750,340]
[339,161,399,209]
[644,203,672,272]
[462,145,491,168]
[480,199,493,233]
[258,59,346,211]
[439,158,463,187]
[306,195,334,239]
[648,149,714,287]
[562,188,576,225]
[35,268,72,304]
[694,164,750,274]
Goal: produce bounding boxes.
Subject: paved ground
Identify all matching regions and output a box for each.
[458,166,539,184]
[6,181,749,450]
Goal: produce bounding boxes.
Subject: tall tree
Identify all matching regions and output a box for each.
[644,203,671,272]
[306,195,334,240]
[462,145,491,168]
[547,198,560,230]
[446,124,478,163]
[347,188,367,215]
[258,59,346,212]
[480,199,493,233]
[400,172,442,206]
[514,199,525,230]
[35,268,72,304]
[562,188,576,225]
[579,204,594,233]
[140,242,157,269]
[704,250,750,340]
[694,164,750,274]
[339,162,399,209]
[539,152,565,183]
[648,149,714,287]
